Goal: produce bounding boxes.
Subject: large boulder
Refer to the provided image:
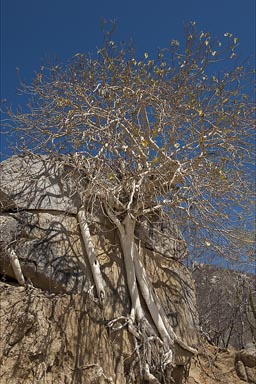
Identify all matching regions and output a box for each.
[0,155,198,383]
[235,344,256,383]
[0,155,81,213]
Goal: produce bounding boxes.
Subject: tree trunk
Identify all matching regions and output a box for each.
[77,208,105,300]
[118,215,171,344]
[117,214,197,355]
[118,216,144,323]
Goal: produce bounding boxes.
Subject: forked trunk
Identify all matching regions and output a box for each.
[118,215,172,345]
[117,214,197,355]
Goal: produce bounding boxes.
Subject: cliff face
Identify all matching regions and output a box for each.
[0,155,198,383]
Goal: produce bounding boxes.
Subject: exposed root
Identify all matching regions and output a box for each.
[133,246,175,345]
[6,246,25,286]
[143,363,161,383]
[71,363,114,383]
[107,316,129,332]
[175,338,198,355]
[108,315,175,382]
[128,318,142,339]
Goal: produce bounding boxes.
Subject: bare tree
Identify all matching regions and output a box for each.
[193,264,256,349]
[2,22,255,381]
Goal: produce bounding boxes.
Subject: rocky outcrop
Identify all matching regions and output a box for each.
[0,155,199,383]
[235,344,256,383]
[0,282,116,384]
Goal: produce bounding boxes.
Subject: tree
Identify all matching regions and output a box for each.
[2,22,255,381]
[193,264,256,349]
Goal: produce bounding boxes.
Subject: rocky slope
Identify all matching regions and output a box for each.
[188,341,256,384]
[192,264,255,350]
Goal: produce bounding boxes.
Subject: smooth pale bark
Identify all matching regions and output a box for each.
[119,234,144,322]
[119,216,149,326]
[133,249,174,344]
[133,246,197,354]
[77,209,105,300]
[105,206,197,359]
[143,363,161,383]
[120,214,197,355]
[104,206,144,322]
[120,215,171,344]
[7,247,25,285]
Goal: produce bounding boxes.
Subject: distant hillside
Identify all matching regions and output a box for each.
[192,264,256,349]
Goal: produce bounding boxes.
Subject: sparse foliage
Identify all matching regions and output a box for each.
[3,22,255,268]
[2,22,255,381]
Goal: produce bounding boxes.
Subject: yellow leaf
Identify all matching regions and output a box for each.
[73,138,80,149]
[198,110,204,117]
[151,156,159,164]
[144,52,149,59]
[108,173,114,180]
[205,241,211,247]
[141,140,148,147]
[67,110,75,118]
[57,98,70,107]
[205,40,209,46]
[174,143,180,148]
[234,37,238,44]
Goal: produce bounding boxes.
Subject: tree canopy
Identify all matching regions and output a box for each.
[3,22,255,270]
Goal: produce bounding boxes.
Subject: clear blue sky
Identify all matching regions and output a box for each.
[1,0,255,106]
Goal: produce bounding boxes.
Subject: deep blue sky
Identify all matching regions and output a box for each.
[0,0,255,155]
[1,0,255,102]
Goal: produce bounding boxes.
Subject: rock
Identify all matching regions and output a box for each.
[0,155,199,383]
[0,211,92,293]
[0,189,16,211]
[0,282,116,384]
[0,155,81,213]
[235,344,256,383]
[135,213,188,260]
